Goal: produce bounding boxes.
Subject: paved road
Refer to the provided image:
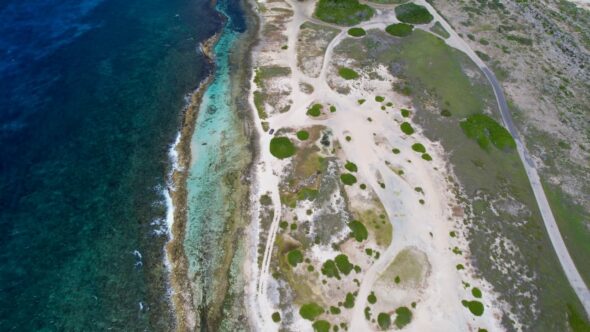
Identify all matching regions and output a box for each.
[482,67,590,317]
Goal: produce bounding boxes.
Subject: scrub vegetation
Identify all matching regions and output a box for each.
[270,137,296,159]
[385,23,414,37]
[460,114,515,151]
[307,103,324,117]
[394,306,412,328]
[395,3,433,25]
[338,67,360,80]
[314,0,374,26]
[348,27,366,37]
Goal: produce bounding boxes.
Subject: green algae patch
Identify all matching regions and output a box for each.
[335,254,354,275]
[345,161,358,172]
[395,3,433,24]
[340,173,357,185]
[377,312,391,329]
[348,220,368,242]
[462,300,484,316]
[307,103,323,117]
[400,122,415,135]
[348,27,366,37]
[460,114,515,151]
[300,302,325,320]
[394,306,412,328]
[270,137,296,159]
[385,23,414,37]
[297,130,310,140]
[272,312,281,322]
[287,249,304,267]
[411,143,426,153]
[338,67,359,80]
[313,320,331,332]
[315,0,374,26]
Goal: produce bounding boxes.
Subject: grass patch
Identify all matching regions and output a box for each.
[340,173,357,185]
[338,67,359,80]
[296,130,310,140]
[312,320,331,332]
[335,254,354,275]
[348,27,366,37]
[400,122,415,135]
[300,302,324,320]
[307,103,323,117]
[394,306,412,328]
[385,23,414,37]
[377,313,391,329]
[270,137,296,159]
[462,300,484,316]
[430,21,450,39]
[314,0,374,26]
[345,161,358,172]
[395,3,433,24]
[348,220,368,242]
[460,114,515,151]
[411,143,426,153]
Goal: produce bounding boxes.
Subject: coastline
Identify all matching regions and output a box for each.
[166,30,220,331]
[165,0,260,330]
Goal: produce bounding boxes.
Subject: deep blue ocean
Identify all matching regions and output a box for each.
[0,0,230,329]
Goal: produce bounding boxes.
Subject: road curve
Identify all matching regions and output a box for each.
[482,67,590,317]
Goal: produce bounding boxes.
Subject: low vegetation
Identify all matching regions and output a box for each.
[312,320,331,332]
[348,27,366,37]
[377,312,391,329]
[395,3,433,25]
[394,306,412,328]
[314,0,374,26]
[462,300,484,316]
[340,173,357,185]
[460,114,515,151]
[411,143,426,153]
[400,122,415,135]
[287,249,303,267]
[345,161,358,172]
[307,103,323,117]
[297,130,310,140]
[300,302,324,320]
[270,137,296,159]
[348,220,368,241]
[338,67,359,80]
[385,23,414,37]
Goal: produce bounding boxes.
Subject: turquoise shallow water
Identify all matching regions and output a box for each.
[0,0,221,329]
[184,0,247,316]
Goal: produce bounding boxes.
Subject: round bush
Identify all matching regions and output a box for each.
[348,27,366,37]
[296,130,310,140]
[270,137,296,159]
[385,23,414,37]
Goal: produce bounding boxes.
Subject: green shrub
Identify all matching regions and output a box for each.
[401,108,411,117]
[348,220,368,241]
[375,95,385,102]
[330,105,337,112]
[272,312,281,322]
[411,143,426,153]
[472,287,482,298]
[315,0,374,26]
[394,307,412,328]
[343,293,355,308]
[345,161,358,172]
[400,122,415,135]
[348,27,366,37]
[297,188,319,201]
[462,300,484,316]
[338,67,359,79]
[335,254,354,275]
[441,109,452,117]
[287,249,303,267]
[340,173,357,185]
[297,130,310,140]
[421,153,432,161]
[392,148,400,154]
[395,3,433,24]
[385,23,414,37]
[358,99,366,104]
[313,320,331,332]
[367,292,377,304]
[456,264,464,270]
[460,114,515,151]
[307,103,323,117]
[270,137,296,159]
[321,259,341,279]
[377,313,391,329]
[300,302,324,320]
[330,306,341,314]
